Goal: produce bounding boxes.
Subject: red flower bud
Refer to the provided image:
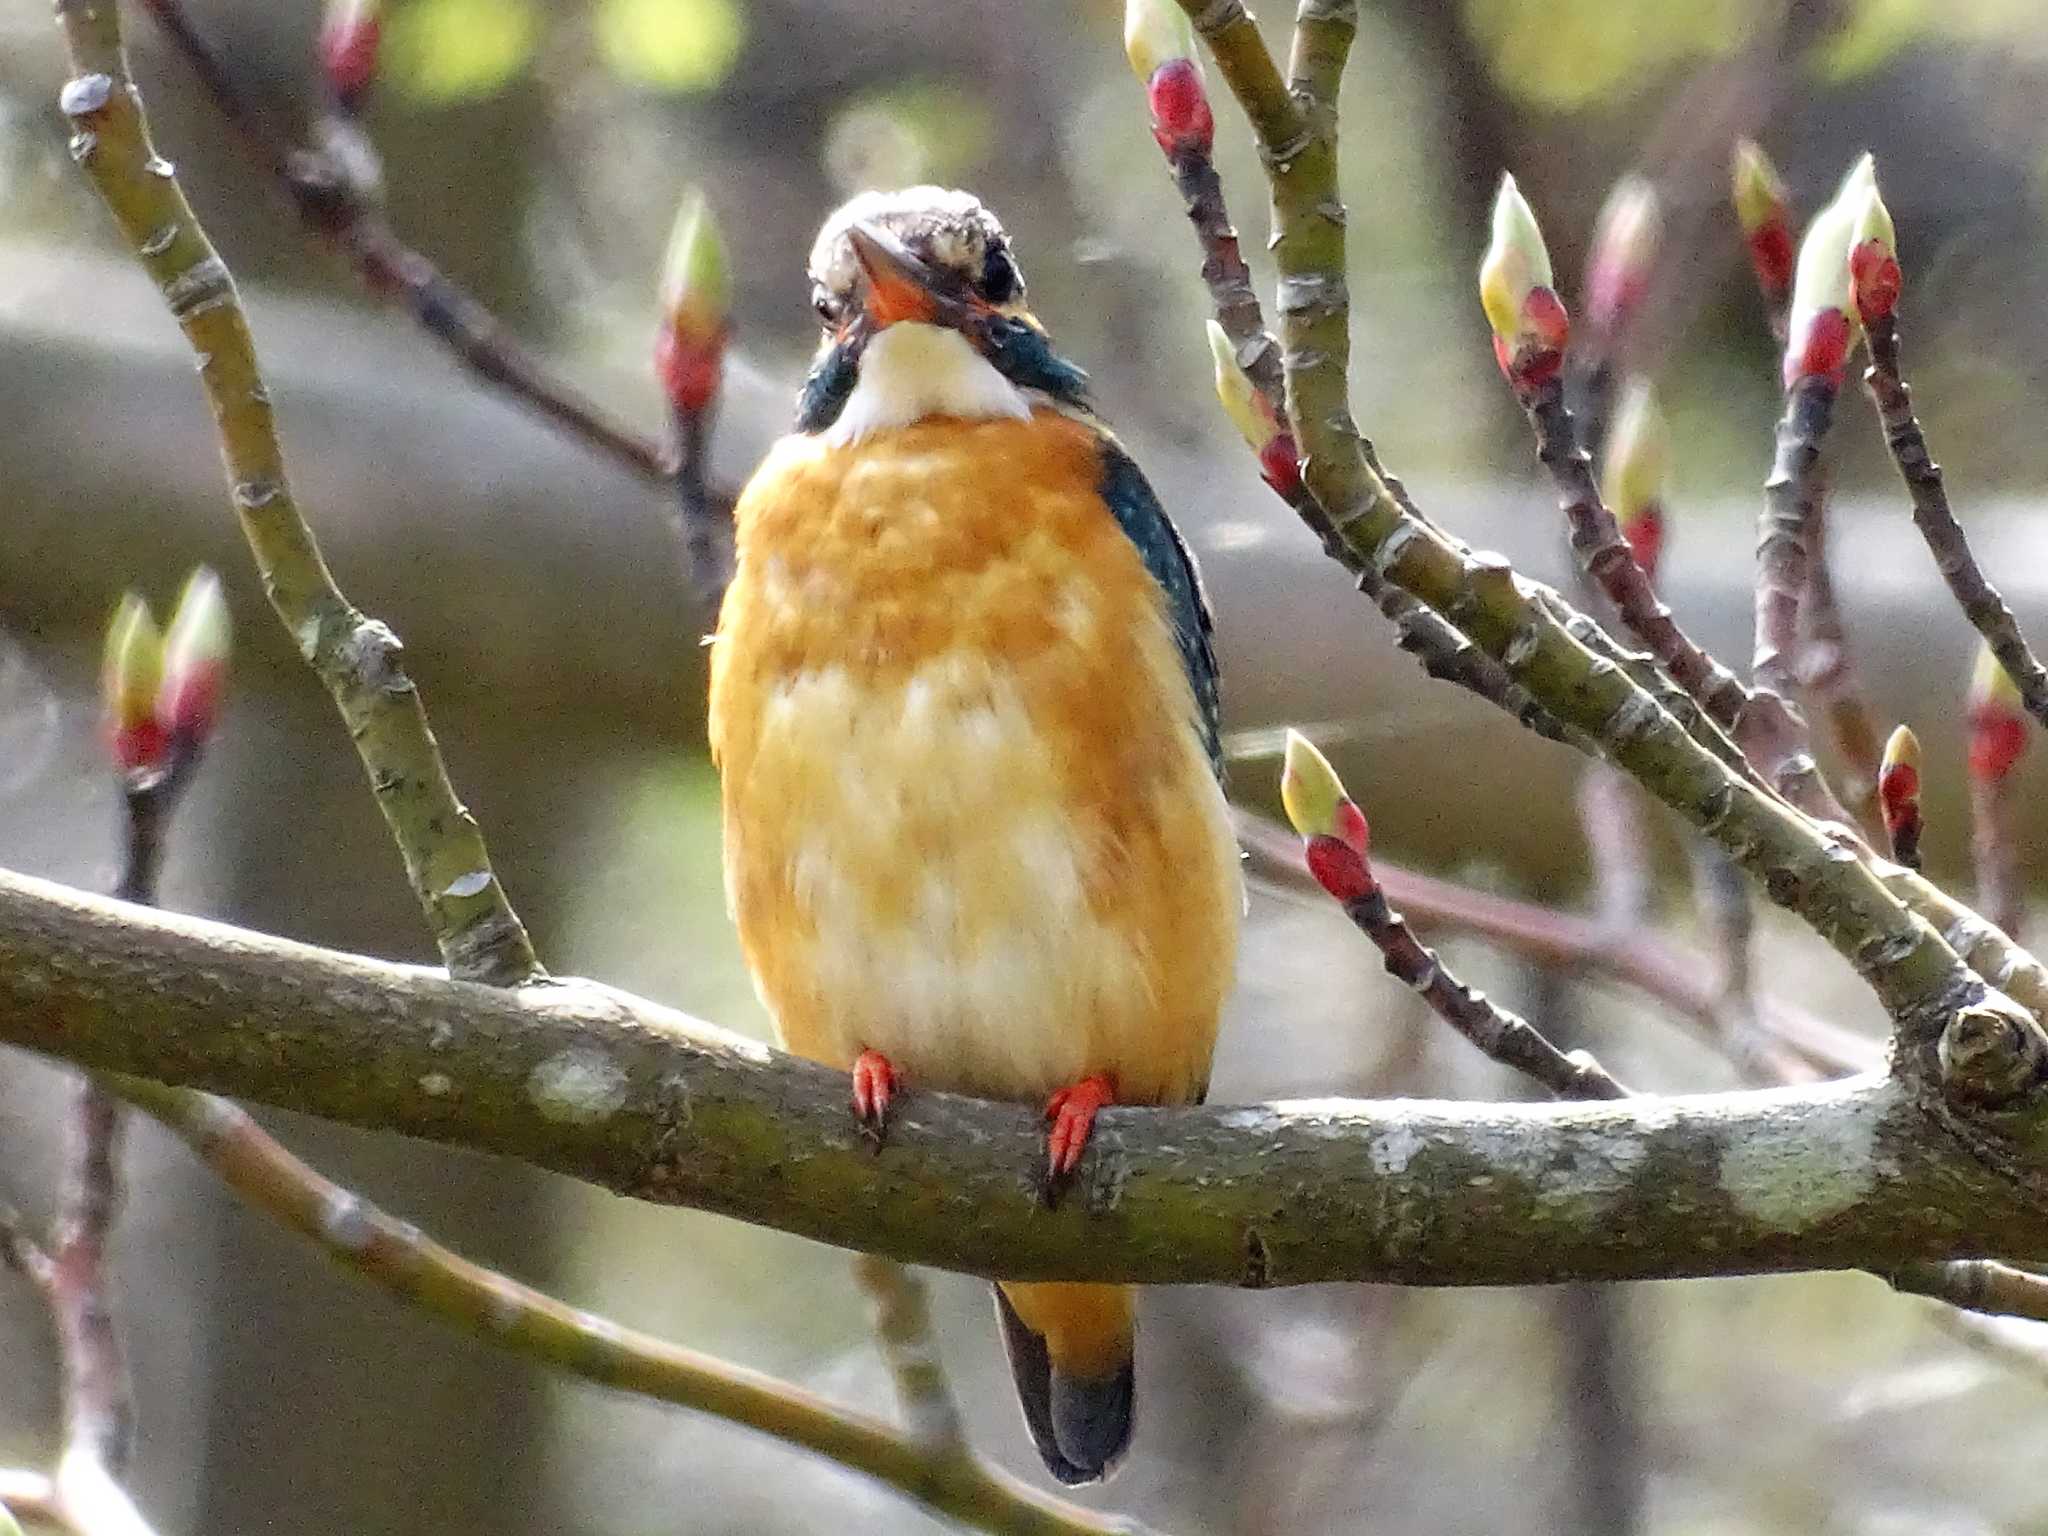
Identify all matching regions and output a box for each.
[1783,306,1852,392]
[1746,221,1795,302]
[1305,834,1375,904]
[655,328,725,415]
[1849,238,1901,327]
[1621,506,1664,589]
[1967,647,2028,785]
[1970,714,2027,785]
[1146,58,1214,156]
[319,0,382,113]
[1257,431,1301,497]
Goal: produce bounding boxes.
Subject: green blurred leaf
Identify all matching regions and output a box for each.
[596,0,748,92]
[1462,0,1758,110]
[1814,0,1921,81]
[385,0,538,105]
[822,80,994,194]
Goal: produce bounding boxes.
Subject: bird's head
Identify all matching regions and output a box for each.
[796,186,1090,438]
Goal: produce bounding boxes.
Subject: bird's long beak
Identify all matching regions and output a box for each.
[846,221,974,330]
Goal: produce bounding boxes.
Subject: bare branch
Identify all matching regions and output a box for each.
[1795,501,1885,828]
[853,1258,967,1450]
[8,866,2048,1286]
[109,1084,1131,1536]
[132,0,674,485]
[1863,311,2048,733]
[47,1082,132,1481]
[1173,0,2000,1047]
[1341,882,1628,1100]
[53,1,539,986]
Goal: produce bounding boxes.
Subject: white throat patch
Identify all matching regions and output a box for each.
[820,323,1030,446]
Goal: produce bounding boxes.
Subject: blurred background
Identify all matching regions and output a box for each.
[3,0,2048,1530]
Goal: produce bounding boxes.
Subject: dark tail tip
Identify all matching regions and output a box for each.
[993,1286,1135,1485]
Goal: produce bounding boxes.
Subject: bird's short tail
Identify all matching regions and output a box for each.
[994,1281,1135,1485]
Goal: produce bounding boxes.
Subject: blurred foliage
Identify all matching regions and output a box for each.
[823,80,997,195]
[595,0,748,94]
[385,0,539,103]
[1817,0,2048,83]
[1461,0,1759,109]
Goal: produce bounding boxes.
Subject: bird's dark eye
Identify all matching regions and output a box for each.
[979,243,1019,304]
[813,288,844,326]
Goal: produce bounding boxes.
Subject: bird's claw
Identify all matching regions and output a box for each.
[851,1049,899,1149]
[1041,1074,1116,1205]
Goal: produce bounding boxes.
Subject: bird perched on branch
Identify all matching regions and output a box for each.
[709,186,1240,1484]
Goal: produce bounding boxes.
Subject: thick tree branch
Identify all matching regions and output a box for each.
[7,867,2048,1288]
[52,3,538,987]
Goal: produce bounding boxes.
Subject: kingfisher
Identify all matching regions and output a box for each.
[708,186,1241,1484]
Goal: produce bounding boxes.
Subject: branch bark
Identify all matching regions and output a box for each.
[5,867,2048,1288]
[52,4,538,987]
[1173,0,1995,1050]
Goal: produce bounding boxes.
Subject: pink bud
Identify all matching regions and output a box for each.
[1747,221,1795,302]
[1849,238,1900,326]
[1146,59,1213,156]
[1305,835,1374,903]
[655,327,726,415]
[1584,176,1660,338]
[1782,306,1852,391]
[1497,286,1570,391]
[110,719,169,776]
[1621,506,1664,589]
[1257,430,1301,497]
[319,0,382,112]
[156,566,231,751]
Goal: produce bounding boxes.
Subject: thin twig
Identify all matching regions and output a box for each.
[1148,73,1569,744]
[1522,377,1752,742]
[111,1082,1151,1536]
[1892,1260,2048,1325]
[1794,493,1885,833]
[1335,883,1630,1101]
[1970,776,2024,941]
[851,1257,966,1450]
[54,2,540,986]
[1863,311,2048,732]
[47,1081,132,1482]
[1747,378,1837,776]
[132,0,673,484]
[1577,763,1653,934]
[0,795,169,1536]
[669,405,734,614]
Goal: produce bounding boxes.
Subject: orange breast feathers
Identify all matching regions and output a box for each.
[708,411,1240,1108]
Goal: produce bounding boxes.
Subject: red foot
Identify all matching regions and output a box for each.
[851,1049,899,1141]
[1044,1074,1117,1182]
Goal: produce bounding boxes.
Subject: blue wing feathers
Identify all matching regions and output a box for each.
[1094,436,1225,782]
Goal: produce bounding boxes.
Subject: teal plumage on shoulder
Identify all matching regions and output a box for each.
[1092,431,1224,780]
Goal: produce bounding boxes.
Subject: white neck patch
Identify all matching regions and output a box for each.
[820,323,1030,447]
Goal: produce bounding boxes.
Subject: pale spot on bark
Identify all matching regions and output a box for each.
[1370,1123,1426,1176]
[528,1048,628,1125]
[1717,1101,1879,1231]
